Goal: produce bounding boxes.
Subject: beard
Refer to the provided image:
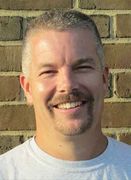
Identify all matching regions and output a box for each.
[48,90,94,136]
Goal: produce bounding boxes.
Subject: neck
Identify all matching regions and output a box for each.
[35,127,108,161]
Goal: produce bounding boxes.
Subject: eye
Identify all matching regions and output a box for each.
[78,65,92,69]
[75,65,93,72]
[39,70,57,77]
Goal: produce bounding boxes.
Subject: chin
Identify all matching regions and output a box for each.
[54,118,93,136]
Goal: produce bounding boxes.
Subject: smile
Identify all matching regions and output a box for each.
[55,101,85,110]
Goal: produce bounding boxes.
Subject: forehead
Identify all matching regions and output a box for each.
[29,28,96,46]
[29,28,98,66]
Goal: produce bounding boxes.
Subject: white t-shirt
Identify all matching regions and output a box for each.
[0,137,131,180]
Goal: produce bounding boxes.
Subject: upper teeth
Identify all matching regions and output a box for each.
[57,102,82,109]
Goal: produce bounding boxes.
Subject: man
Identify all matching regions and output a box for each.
[0,10,131,180]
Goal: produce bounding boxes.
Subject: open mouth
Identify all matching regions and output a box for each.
[53,101,86,110]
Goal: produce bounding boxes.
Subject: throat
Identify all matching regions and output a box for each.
[35,131,108,161]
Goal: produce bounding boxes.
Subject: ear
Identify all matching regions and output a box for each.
[102,66,109,96]
[19,74,33,105]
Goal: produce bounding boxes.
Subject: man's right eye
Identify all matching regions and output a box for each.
[39,70,57,77]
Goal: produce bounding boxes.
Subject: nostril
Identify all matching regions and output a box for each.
[59,89,66,93]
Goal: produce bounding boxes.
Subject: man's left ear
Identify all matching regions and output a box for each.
[102,66,109,95]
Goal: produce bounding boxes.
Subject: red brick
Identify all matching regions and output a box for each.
[0,135,24,154]
[0,17,22,40]
[119,133,131,145]
[116,73,131,98]
[105,73,113,98]
[0,0,72,10]
[103,44,131,69]
[79,0,131,10]
[102,102,131,128]
[0,76,21,101]
[0,105,35,130]
[0,46,22,72]
[91,16,110,38]
[116,14,131,37]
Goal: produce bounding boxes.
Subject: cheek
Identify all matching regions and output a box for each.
[31,80,55,101]
[30,81,46,102]
[31,81,46,94]
[83,73,102,85]
[37,83,46,92]
[82,73,104,94]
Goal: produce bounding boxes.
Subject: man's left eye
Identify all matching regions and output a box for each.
[79,66,92,69]
[76,66,93,71]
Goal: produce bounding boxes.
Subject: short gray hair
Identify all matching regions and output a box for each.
[22,9,104,77]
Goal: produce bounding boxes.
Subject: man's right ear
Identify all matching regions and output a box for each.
[19,74,33,105]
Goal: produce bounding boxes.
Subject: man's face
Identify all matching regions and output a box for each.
[21,28,108,136]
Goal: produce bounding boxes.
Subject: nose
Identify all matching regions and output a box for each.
[57,67,79,93]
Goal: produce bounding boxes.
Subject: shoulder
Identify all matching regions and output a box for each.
[108,137,131,152]
[0,138,32,167]
[108,137,131,165]
[0,138,36,179]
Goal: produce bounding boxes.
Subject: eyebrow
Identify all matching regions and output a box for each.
[38,63,56,69]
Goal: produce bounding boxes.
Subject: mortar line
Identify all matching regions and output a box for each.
[104,97,131,103]
[0,72,21,76]
[112,73,117,97]
[79,9,131,16]
[0,101,26,105]
[111,15,117,38]
[0,41,22,46]
[102,128,131,134]
[73,0,79,9]
[0,10,44,17]
[1,128,131,136]
[0,9,131,17]
[102,38,131,44]
[0,130,35,136]
[109,69,131,73]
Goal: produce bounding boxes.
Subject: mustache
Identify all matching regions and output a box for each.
[48,90,94,107]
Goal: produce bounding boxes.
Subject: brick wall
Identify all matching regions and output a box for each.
[0,0,131,154]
